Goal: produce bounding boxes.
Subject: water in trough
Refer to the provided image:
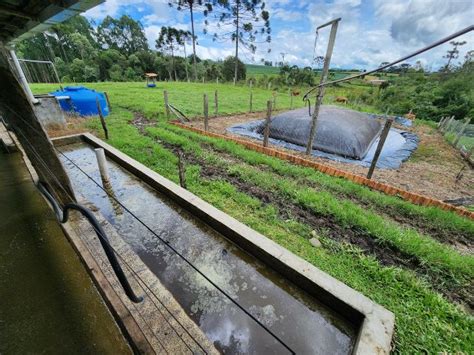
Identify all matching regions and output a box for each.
[59,143,357,354]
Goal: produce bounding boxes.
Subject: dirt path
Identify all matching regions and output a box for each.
[186,112,474,202]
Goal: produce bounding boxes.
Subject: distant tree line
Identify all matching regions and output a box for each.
[16,0,272,84]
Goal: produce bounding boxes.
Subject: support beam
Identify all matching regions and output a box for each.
[305,18,340,155]
[0,5,33,20]
[0,44,75,205]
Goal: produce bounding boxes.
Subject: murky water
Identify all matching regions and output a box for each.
[0,152,130,354]
[60,143,356,354]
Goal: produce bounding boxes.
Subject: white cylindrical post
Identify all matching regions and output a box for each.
[95,148,110,183]
[9,49,38,104]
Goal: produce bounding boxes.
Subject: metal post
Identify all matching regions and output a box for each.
[50,61,63,90]
[263,100,272,147]
[453,117,471,147]
[9,49,38,104]
[94,148,110,183]
[367,117,393,179]
[305,18,340,155]
[203,93,209,131]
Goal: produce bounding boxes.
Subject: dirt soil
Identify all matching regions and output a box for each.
[185,112,474,202]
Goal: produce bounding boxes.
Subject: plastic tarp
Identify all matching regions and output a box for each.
[227,106,419,169]
[257,106,383,159]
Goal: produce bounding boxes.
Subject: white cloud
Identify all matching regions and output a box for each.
[85,0,473,69]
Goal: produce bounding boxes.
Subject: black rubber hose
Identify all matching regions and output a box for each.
[37,182,143,303]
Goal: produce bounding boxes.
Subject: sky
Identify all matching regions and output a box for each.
[84,0,473,70]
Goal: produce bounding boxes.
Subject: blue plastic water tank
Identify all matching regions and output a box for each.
[50,86,109,117]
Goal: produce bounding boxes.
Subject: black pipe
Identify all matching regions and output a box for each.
[37,182,143,303]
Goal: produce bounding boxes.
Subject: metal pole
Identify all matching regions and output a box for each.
[51,62,63,90]
[305,19,340,155]
[367,117,393,179]
[9,49,38,104]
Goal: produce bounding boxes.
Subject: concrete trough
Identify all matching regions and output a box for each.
[52,133,395,354]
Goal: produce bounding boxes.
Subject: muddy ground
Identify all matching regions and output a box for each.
[185,112,474,202]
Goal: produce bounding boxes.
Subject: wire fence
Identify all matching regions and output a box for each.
[438,116,473,163]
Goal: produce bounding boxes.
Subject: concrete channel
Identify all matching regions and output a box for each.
[53,133,395,354]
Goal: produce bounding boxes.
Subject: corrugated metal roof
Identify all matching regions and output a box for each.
[0,0,104,45]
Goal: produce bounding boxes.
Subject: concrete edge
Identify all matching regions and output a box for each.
[53,133,396,354]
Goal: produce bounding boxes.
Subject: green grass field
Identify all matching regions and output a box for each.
[32,82,474,353]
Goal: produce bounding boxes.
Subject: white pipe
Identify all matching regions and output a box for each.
[94,148,110,183]
[9,49,39,104]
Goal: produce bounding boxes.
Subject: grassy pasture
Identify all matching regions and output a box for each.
[35,80,380,118]
[31,82,474,353]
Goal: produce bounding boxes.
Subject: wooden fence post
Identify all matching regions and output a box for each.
[453,117,471,147]
[249,91,253,113]
[203,93,209,131]
[263,100,272,147]
[104,91,111,112]
[96,97,108,140]
[163,90,170,119]
[367,117,393,179]
[178,150,187,189]
[214,90,218,117]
